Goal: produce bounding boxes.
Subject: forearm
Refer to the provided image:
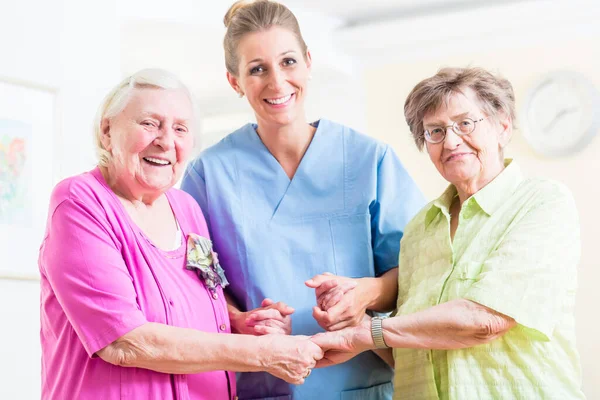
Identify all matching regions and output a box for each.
[358,268,398,312]
[381,299,516,350]
[97,322,267,374]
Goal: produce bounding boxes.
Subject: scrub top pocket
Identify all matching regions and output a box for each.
[329,213,374,278]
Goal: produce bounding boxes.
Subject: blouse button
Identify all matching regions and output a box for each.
[220,324,227,331]
[212,292,219,300]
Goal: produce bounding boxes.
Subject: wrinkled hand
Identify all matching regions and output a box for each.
[310,317,372,368]
[261,335,324,385]
[231,298,294,336]
[305,273,366,331]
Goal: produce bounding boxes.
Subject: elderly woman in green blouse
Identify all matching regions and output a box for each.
[311,67,585,399]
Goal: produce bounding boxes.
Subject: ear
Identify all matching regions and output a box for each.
[100,118,113,152]
[497,114,513,149]
[305,49,313,71]
[226,71,243,96]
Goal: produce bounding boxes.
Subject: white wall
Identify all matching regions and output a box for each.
[364,34,600,400]
[0,0,120,398]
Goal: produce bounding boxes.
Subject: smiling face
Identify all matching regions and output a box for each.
[227,26,312,128]
[423,88,511,190]
[100,87,194,197]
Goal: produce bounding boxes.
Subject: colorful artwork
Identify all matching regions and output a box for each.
[0,120,31,225]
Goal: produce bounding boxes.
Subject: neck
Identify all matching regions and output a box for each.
[454,159,505,205]
[255,116,316,164]
[100,165,163,206]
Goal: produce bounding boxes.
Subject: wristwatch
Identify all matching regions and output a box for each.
[371,316,389,349]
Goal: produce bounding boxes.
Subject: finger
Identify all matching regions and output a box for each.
[305,273,337,288]
[246,309,285,323]
[253,319,286,329]
[253,325,286,335]
[320,289,344,311]
[261,298,274,307]
[314,279,340,297]
[310,332,340,350]
[269,301,295,316]
[326,318,354,331]
[312,306,331,329]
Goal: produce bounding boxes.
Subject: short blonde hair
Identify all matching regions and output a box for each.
[93,68,196,167]
[404,67,516,151]
[223,0,308,75]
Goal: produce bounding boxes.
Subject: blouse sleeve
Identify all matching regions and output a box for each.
[370,146,426,276]
[463,183,580,340]
[40,197,148,357]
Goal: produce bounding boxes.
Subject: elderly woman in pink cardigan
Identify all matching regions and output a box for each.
[39,68,322,400]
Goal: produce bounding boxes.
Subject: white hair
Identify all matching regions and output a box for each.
[93,68,199,167]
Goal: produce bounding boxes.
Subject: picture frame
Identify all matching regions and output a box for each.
[0,78,58,281]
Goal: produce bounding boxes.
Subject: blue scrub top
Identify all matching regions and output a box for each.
[181,119,425,400]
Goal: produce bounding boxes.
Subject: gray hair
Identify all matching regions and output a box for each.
[93,68,197,167]
[404,67,516,151]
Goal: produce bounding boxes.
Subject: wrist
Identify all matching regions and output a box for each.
[356,277,378,310]
[370,316,389,349]
[228,308,245,333]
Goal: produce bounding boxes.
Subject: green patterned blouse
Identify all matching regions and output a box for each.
[393,160,585,400]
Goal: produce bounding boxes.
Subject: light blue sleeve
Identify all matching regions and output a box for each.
[370,146,426,275]
[180,160,212,234]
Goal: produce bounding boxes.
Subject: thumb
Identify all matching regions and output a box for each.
[305,272,337,288]
[261,298,274,308]
[310,332,339,350]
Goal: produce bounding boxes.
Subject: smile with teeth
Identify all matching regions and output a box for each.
[265,94,293,105]
[143,156,171,166]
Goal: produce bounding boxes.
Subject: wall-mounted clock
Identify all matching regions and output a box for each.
[522,70,600,157]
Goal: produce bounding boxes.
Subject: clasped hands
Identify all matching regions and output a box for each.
[229,273,375,384]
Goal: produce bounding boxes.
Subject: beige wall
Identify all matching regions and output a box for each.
[365,37,600,398]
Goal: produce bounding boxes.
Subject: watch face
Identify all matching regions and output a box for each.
[522,70,600,157]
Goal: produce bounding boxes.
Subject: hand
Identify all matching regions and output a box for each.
[260,335,324,385]
[310,316,373,368]
[305,273,367,331]
[231,298,294,336]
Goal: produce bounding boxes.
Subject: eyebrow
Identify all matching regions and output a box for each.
[424,112,471,126]
[246,50,296,66]
[140,111,190,124]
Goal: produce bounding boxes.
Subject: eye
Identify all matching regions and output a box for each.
[141,120,157,128]
[249,65,264,75]
[175,125,188,134]
[430,127,444,135]
[282,58,297,67]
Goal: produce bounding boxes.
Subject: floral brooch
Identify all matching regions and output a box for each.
[186,233,229,292]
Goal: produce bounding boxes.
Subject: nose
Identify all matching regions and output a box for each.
[267,68,285,91]
[153,126,176,151]
[443,127,462,150]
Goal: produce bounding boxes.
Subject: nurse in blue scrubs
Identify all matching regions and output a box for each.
[181,0,425,398]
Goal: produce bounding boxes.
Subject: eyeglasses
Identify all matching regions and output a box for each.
[424,117,486,144]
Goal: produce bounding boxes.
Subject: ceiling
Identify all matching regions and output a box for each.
[117,0,544,116]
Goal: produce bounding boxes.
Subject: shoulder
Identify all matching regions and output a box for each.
[320,119,389,161]
[168,187,203,212]
[518,177,576,209]
[189,123,253,167]
[49,168,106,212]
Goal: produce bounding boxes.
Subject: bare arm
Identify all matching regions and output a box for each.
[97,322,322,384]
[359,267,399,312]
[381,299,516,349]
[312,299,516,367]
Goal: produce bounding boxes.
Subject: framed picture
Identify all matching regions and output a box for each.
[0,79,57,281]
